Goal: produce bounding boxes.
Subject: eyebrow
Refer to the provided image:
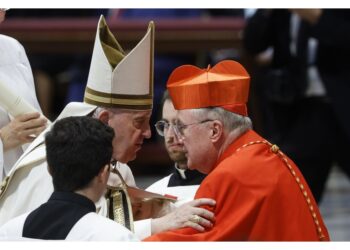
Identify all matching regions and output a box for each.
[134,117,147,122]
[133,113,151,119]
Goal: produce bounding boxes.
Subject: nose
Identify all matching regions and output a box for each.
[177,135,185,144]
[164,124,177,137]
[171,124,185,143]
[143,124,152,139]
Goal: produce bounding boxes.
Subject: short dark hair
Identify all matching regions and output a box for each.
[45,116,114,192]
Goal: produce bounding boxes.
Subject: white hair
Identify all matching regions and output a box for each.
[190,107,252,136]
[91,107,105,118]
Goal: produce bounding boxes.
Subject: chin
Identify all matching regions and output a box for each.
[188,161,208,174]
[168,152,186,162]
[114,150,136,163]
[115,155,129,164]
[125,153,137,163]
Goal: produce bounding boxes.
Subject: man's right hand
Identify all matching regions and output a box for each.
[0,112,47,151]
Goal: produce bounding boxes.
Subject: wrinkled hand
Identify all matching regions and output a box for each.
[151,198,216,234]
[0,112,47,151]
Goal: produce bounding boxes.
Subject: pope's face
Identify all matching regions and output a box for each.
[107,109,152,163]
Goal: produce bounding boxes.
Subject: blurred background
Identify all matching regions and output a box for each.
[1,8,349,240]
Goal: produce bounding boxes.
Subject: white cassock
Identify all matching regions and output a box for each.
[0,212,138,241]
[0,35,42,181]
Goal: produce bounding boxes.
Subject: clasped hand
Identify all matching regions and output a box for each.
[0,112,47,151]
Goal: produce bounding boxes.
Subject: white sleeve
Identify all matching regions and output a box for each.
[16,40,42,113]
[134,219,152,240]
[0,213,28,240]
[67,213,139,241]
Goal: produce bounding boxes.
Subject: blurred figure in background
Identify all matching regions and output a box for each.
[0,8,47,181]
[5,9,108,119]
[243,9,350,203]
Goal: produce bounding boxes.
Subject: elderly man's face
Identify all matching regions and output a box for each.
[175,110,215,174]
[162,100,187,165]
[107,109,152,163]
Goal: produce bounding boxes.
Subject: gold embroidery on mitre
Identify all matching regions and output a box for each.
[84,91,152,106]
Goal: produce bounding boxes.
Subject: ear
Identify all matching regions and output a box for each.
[97,109,110,125]
[97,164,110,184]
[210,120,223,143]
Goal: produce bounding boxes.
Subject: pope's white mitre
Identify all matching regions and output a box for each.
[84,15,155,110]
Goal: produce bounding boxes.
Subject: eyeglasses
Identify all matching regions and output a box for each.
[154,120,175,137]
[173,119,213,139]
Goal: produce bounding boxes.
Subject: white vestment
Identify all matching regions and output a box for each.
[0,35,42,181]
[0,212,138,241]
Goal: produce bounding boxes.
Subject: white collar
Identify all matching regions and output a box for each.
[175,163,187,180]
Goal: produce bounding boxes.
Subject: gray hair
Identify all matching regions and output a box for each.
[190,107,252,136]
[91,107,105,118]
[91,107,140,118]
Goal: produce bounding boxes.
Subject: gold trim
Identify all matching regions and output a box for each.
[0,143,46,200]
[85,87,152,100]
[235,140,326,240]
[84,97,152,110]
[84,92,152,106]
[99,16,125,68]
[107,164,135,232]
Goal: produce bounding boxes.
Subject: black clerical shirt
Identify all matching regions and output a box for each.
[168,165,206,187]
[23,191,96,240]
